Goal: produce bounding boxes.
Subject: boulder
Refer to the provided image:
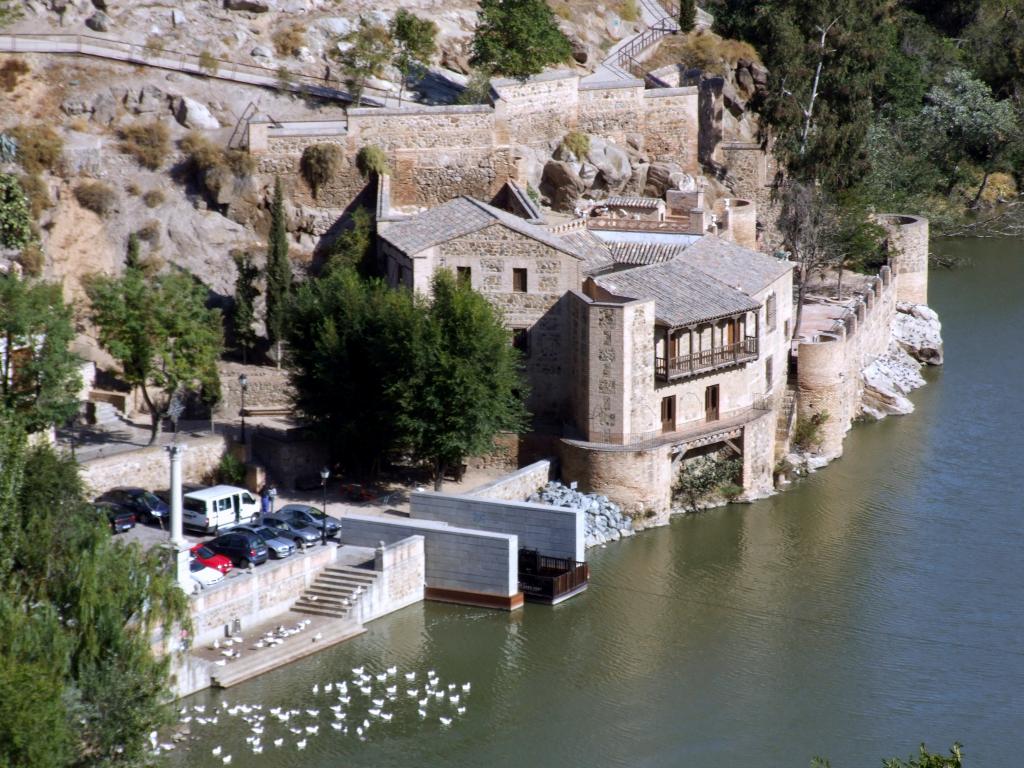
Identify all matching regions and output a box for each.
[85,11,109,31]
[644,160,683,197]
[441,48,471,75]
[90,91,118,124]
[132,85,166,114]
[174,96,221,130]
[91,0,106,9]
[171,8,186,27]
[224,0,270,11]
[735,65,755,97]
[861,340,925,419]
[542,159,585,212]
[317,17,352,36]
[61,97,93,116]
[251,44,273,59]
[586,138,632,195]
[568,34,589,65]
[894,303,944,365]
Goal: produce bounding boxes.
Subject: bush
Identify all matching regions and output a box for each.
[73,180,116,217]
[300,143,343,198]
[671,453,742,513]
[8,124,64,175]
[16,242,44,276]
[646,29,760,76]
[142,188,165,208]
[136,219,161,244]
[180,132,253,177]
[793,410,829,452]
[119,120,170,170]
[0,59,29,92]
[18,174,50,219]
[619,0,640,23]
[216,452,247,485]
[561,130,590,161]
[198,50,218,75]
[0,173,34,250]
[355,144,389,177]
[223,148,255,177]
[273,24,307,57]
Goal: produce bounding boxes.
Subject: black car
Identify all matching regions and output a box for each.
[205,530,269,568]
[94,502,136,534]
[276,503,341,539]
[261,515,320,549]
[102,487,170,525]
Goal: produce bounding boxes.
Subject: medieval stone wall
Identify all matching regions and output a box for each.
[577,82,645,144]
[559,440,672,517]
[880,214,929,305]
[493,72,581,149]
[642,88,700,170]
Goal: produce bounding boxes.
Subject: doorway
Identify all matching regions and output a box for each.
[661,395,676,433]
[705,384,720,422]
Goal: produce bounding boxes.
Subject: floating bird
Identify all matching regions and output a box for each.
[386,665,397,676]
[312,632,323,642]
[331,722,344,731]
[439,716,452,726]
[160,743,175,751]
[289,727,302,735]
[457,706,466,715]
[324,683,333,693]
[333,712,346,720]
[427,669,436,677]
[418,697,428,707]
[372,698,384,707]
[360,686,372,695]
[252,746,263,755]
[273,739,283,748]
[418,708,427,718]
[375,673,387,682]
[385,685,397,695]
[434,691,444,700]
[180,716,192,724]
[407,689,419,697]
[305,725,319,735]
[404,672,416,681]
[450,695,460,705]
[312,684,319,694]
[462,683,471,692]
[306,709,319,717]
[297,739,307,750]
[352,666,364,676]
[356,726,363,737]
[212,746,222,757]
[222,756,232,765]
[368,708,381,717]
[339,696,351,704]
[381,712,393,722]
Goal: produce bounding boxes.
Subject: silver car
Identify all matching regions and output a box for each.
[235,525,295,559]
[261,515,320,549]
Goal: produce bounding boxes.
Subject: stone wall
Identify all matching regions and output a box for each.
[354,535,425,624]
[216,361,293,416]
[410,490,585,562]
[740,410,776,497]
[559,441,673,518]
[340,513,519,603]
[467,459,553,501]
[493,72,582,148]
[251,423,328,491]
[880,214,929,305]
[79,434,228,496]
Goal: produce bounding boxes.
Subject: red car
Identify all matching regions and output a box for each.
[190,543,233,575]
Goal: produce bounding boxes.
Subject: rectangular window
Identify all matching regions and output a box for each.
[512,268,527,293]
[766,293,777,331]
[457,266,471,284]
[765,355,774,390]
[783,319,790,339]
[512,328,530,356]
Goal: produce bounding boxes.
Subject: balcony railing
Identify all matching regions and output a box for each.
[518,549,589,605]
[655,337,758,380]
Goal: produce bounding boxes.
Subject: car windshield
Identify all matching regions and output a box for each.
[190,560,204,572]
[195,546,215,559]
[140,491,163,508]
[254,527,275,539]
[306,509,327,520]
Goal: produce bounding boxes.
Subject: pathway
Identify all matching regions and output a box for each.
[582,0,679,84]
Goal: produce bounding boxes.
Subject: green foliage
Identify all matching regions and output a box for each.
[198,49,218,75]
[0,420,190,766]
[334,18,393,106]
[356,144,390,177]
[73,180,117,217]
[793,410,829,452]
[119,119,171,170]
[125,232,141,269]
[0,273,81,433]
[0,173,33,250]
[962,2,1024,102]
[87,264,223,443]
[232,250,260,363]
[678,0,697,31]
[457,67,494,105]
[300,142,344,199]
[470,0,573,79]
[391,9,438,104]
[16,242,43,277]
[276,65,294,91]
[265,176,292,354]
[0,1,22,28]
[672,453,743,513]
[7,124,63,175]
[179,132,255,204]
[561,130,590,161]
[216,452,247,485]
[882,743,964,768]
[328,206,375,275]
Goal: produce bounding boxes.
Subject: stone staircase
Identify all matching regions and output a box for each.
[91,400,126,428]
[775,383,798,460]
[292,564,378,620]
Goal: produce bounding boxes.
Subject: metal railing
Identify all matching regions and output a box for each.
[518,550,589,602]
[656,337,759,380]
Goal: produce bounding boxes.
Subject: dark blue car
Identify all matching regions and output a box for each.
[101,487,170,526]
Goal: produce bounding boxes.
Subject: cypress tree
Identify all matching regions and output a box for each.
[265,176,292,367]
[126,232,141,270]
[678,0,696,32]
[232,251,259,364]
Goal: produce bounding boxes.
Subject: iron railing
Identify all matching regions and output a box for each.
[518,550,589,603]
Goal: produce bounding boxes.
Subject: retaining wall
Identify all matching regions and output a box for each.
[410,491,584,563]
[340,513,520,608]
[466,459,554,501]
[79,434,228,496]
[354,535,425,624]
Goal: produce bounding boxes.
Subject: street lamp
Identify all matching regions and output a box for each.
[320,466,330,546]
[238,373,249,443]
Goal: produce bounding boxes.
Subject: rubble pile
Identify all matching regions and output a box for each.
[528,481,634,548]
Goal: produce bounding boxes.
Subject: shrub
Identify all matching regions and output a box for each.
[561,130,590,161]
[273,24,307,57]
[216,452,247,485]
[671,453,742,513]
[8,124,64,174]
[136,219,161,244]
[74,180,116,217]
[0,172,33,250]
[198,50,218,75]
[619,0,640,23]
[0,59,29,92]
[300,143,343,198]
[142,188,165,208]
[276,65,294,90]
[645,29,760,76]
[18,174,50,219]
[355,144,389,177]
[16,242,44,276]
[223,149,255,177]
[793,410,829,452]
[179,131,223,172]
[119,120,170,170]
[143,35,163,58]
[125,181,140,196]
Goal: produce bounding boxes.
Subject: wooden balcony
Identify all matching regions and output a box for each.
[518,549,589,605]
[655,337,759,381]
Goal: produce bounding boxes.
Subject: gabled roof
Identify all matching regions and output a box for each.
[379,196,583,259]
[594,259,759,327]
[608,241,685,266]
[679,236,793,295]
[556,228,616,275]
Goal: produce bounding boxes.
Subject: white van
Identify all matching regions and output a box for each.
[183,485,260,534]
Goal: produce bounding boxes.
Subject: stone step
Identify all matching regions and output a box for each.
[292,602,352,619]
[324,565,378,580]
[305,587,358,603]
[315,576,374,592]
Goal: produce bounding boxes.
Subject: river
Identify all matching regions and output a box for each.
[172,239,1023,768]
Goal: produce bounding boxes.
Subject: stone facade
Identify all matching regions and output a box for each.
[467,459,555,501]
[216,361,293,417]
[880,214,929,306]
[80,434,228,496]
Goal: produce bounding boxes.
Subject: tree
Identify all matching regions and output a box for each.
[0,273,81,434]
[0,172,33,251]
[265,176,292,368]
[404,270,528,490]
[333,18,393,107]
[327,206,375,275]
[391,9,438,106]
[470,0,573,79]
[678,0,697,32]
[0,1,22,29]
[232,250,260,363]
[87,266,223,444]
[300,143,344,200]
[125,231,141,269]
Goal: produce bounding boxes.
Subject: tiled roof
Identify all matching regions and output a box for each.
[379,196,583,259]
[557,228,615,275]
[608,241,685,265]
[605,196,663,209]
[594,259,759,327]
[679,236,793,295]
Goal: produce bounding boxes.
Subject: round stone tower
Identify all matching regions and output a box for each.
[879,214,929,306]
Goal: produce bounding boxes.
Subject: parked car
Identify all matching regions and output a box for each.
[261,515,320,549]
[101,487,170,525]
[183,485,260,534]
[189,559,225,591]
[190,543,233,575]
[276,503,341,539]
[95,501,135,534]
[234,525,295,559]
[204,530,269,568]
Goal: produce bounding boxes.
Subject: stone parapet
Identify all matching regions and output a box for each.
[79,433,228,496]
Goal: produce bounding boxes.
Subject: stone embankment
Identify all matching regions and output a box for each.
[528,481,634,548]
[861,302,943,419]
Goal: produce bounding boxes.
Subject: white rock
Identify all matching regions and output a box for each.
[251,45,273,59]
[318,17,353,36]
[174,97,221,130]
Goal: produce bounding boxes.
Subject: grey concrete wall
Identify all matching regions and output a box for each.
[410,491,584,563]
[467,460,554,501]
[340,514,518,598]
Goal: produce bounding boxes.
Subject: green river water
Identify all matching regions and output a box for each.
[172,239,1023,768]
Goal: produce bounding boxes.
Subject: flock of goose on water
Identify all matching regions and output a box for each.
[149,658,472,760]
